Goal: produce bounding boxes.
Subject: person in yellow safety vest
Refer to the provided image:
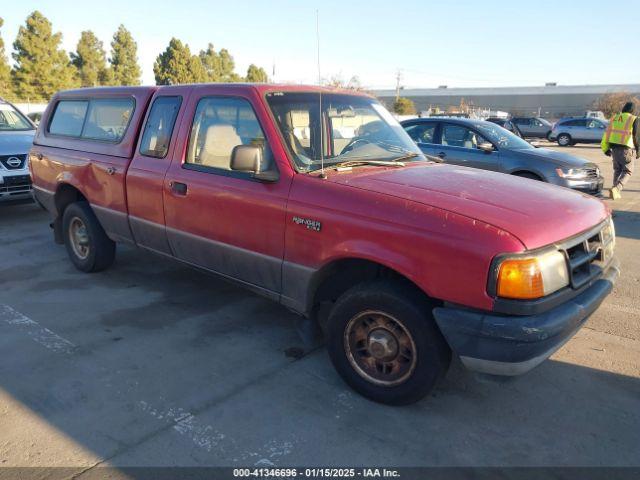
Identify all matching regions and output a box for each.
[601,101,638,200]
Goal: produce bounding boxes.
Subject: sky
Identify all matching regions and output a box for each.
[2,0,640,89]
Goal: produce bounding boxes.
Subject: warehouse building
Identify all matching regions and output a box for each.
[374,83,640,119]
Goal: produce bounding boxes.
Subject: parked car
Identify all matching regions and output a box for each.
[31,85,617,405]
[0,98,36,201]
[485,117,524,138]
[549,117,608,146]
[585,110,606,121]
[511,116,553,139]
[401,117,604,195]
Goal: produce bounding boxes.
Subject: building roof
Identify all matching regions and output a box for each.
[374,84,640,97]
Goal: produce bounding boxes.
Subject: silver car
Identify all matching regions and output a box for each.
[549,117,608,147]
[0,99,36,201]
[511,116,553,139]
[401,117,604,195]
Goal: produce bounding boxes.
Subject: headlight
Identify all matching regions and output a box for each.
[493,250,569,300]
[556,167,589,179]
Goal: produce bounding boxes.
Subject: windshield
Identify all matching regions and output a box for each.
[266,92,425,172]
[0,103,35,131]
[475,122,533,150]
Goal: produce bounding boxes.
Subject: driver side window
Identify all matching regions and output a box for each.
[405,123,436,144]
[441,124,487,150]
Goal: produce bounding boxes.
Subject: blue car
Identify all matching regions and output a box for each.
[401,117,604,195]
[549,117,608,146]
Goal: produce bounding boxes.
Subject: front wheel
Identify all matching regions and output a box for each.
[62,201,116,273]
[557,133,572,147]
[326,280,451,405]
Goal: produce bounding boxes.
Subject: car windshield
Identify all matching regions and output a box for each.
[475,122,533,150]
[266,92,425,172]
[0,103,34,131]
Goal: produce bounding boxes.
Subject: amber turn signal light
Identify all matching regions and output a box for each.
[496,258,544,299]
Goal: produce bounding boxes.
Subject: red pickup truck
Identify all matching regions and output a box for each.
[30,84,618,404]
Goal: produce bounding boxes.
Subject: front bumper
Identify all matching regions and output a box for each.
[0,172,32,201]
[432,262,619,376]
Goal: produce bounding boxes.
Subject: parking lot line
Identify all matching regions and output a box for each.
[0,304,76,355]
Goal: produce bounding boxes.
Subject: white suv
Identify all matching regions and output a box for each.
[0,99,36,201]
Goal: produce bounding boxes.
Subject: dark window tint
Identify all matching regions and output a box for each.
[48,100,89,137]
[81,98,134,141]
[512,118,529,125]
[404,123,436,144]
[186,97,270,171]
[563,119,587,127]
[139,96,182,158]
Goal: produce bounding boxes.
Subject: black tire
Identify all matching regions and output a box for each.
[62,201,115,273]
[557,133,572,147]
[326,280,451,405]
[546,131,552,141]
[513,171,543,181]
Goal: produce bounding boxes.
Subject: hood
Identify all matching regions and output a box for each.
[326,163,608,250]
[510,146,593,168]
[0,130,36,156]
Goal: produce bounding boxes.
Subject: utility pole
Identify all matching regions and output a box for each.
[395,70,403,101]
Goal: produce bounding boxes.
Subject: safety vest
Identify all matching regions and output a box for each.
[603,112,636,148]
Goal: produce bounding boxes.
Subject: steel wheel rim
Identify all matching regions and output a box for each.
[559,135,569,145]
[69,217,90,260]
[344,310,417,386]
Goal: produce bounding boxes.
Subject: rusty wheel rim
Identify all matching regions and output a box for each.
[344,310,417,386]
[69,217,90,260]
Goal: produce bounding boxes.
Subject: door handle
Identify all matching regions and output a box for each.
[437,152,446,159]
[170,181,188,196]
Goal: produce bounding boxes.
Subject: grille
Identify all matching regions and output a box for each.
[564,220,615,289]
[583,166,600,179]
[0,154,27,170]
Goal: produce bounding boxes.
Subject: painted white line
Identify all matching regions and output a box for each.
[0,304,75,354]
[138,401,225,452]
[139,399,297,464]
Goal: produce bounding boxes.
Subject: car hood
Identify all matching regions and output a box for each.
[510,147,593,168]
[325,163,608,250]
[0,130,36,155]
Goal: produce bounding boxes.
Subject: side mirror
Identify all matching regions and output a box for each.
[478,142,495,153]
[230,145,279,182]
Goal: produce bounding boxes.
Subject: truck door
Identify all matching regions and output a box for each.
[127,88,190,254]
[162,90,291,294]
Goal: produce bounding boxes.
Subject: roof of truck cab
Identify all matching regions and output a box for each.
[55,83,372,97]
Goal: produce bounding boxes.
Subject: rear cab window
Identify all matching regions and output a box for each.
[139,96,183,158]
[48,98,135,143]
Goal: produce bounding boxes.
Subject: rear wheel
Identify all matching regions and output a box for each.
[557,133,572,146]
[62,201,115,272]
[326,280,451,405]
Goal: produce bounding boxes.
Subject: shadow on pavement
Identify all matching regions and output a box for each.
[613,209,640,240]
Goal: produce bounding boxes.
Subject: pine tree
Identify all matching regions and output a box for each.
[198,43,241,82]
[71,30,110,87]
[245,64,268,83]
[12,11,78,101]
[154,37,206,85]
[109,25,141,86]
[0,18,12,96]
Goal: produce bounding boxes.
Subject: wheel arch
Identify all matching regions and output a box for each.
[52,183,88,244]
[306,256,440,329]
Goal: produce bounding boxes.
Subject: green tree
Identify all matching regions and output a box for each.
[12,11,78,101]
[0,18,12,96]
[198,43,241,82]
[71,30,111,87]
[245,64,268,83]
[393,97,416,115]
[109,25,141,86]
[154,37,206,85]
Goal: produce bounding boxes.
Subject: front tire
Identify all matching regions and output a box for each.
[557,133,572,146]
[326,280,451,405]
[62,201,115,273]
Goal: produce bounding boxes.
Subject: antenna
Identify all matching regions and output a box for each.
[316,9,326,179]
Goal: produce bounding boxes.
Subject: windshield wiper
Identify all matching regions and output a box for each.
[327,160,406,171]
